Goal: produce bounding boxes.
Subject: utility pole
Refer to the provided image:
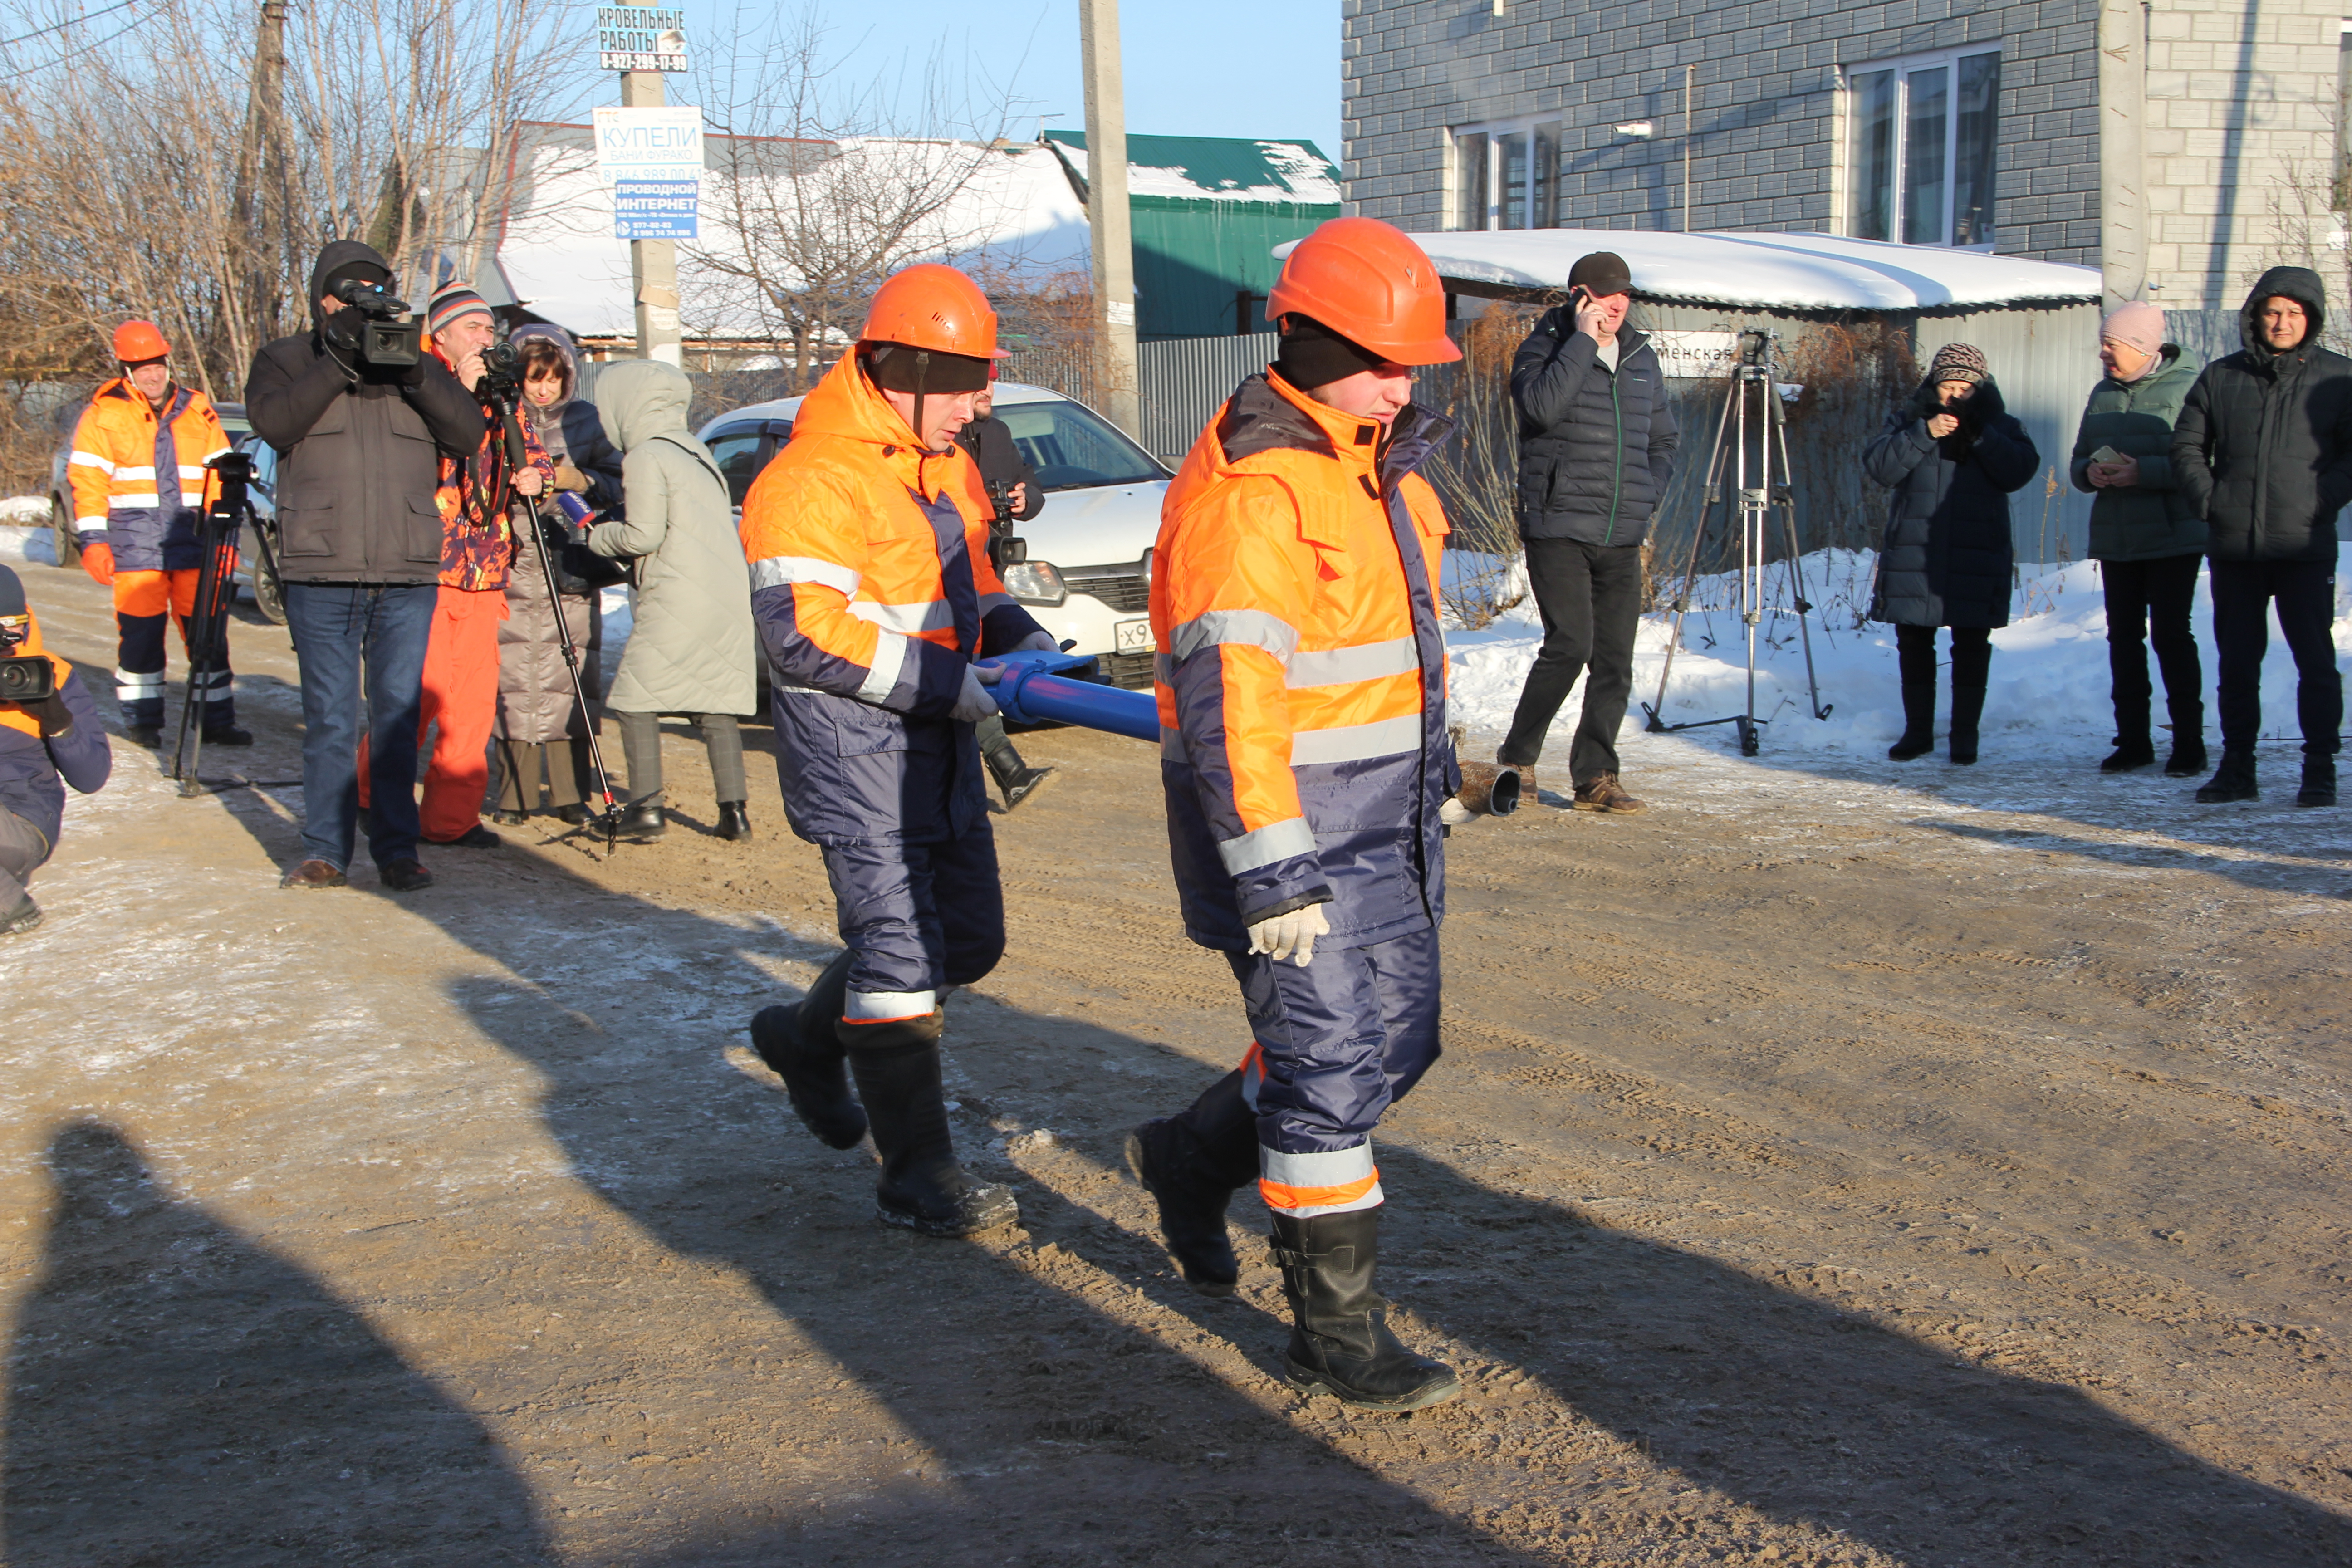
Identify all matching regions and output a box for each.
[1682,64,1695,234]
[2096,0,2147,308]
[622,69,685,365]
[1079,0,1141,437]
[230,0,289,372]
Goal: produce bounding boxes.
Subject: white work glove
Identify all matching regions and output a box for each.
[951,663,1000,723]
[1013,630,1059,652]
[1247,902,1330,967]
[1439,795,1476,827]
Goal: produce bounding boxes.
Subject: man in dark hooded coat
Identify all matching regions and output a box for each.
[2172,265,2350,808]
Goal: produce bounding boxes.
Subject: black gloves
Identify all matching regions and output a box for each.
[322,309,362,355]
[14,691,72,738]
[400,344,431,387]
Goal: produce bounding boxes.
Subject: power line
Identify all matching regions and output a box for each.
[0,0,144,54]
[0,0,153,81]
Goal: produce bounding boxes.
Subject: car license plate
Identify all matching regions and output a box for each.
[1114,618,1154,653]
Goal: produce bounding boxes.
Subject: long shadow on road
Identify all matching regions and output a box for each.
[1,1121,554,1568]
[422,850,2352,1566]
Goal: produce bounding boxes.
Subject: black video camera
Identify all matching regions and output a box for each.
[331,279,422,371]
[0,618,54,704]
[985,479,1026,571]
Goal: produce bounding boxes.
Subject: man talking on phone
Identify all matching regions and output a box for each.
[1495,251,1677,813]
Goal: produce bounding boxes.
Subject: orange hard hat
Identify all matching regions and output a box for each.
[113,320,171,363]
[1267,217,1460,366]
[858,264,1009,359]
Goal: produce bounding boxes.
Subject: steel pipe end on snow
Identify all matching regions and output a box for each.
[1453,760,1522,817]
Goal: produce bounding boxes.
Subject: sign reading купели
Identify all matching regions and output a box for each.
[598,5,687,71]
[593,106,702,240]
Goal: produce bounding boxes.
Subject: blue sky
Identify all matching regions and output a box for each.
[679,1,1344,164]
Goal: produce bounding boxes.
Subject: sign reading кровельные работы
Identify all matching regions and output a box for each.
[593,106,702,241]
[598,6,687,71]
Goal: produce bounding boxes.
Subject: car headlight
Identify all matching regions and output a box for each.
[1140,547,1153,588]
[1002,560,1066,606]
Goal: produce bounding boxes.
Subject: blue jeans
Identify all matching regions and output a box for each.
[283,581,437,871]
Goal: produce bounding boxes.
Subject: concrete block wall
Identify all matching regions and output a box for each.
[1341,0,2099,263]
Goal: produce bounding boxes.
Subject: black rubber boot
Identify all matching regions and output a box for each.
[979,716,1055,811]
[2196,749,2259,803]
[843,1013,1018,1236]
[716,800,753,840]
[1270,1206,1460,1411]
[1948,684,1986,765]
[1887,635,1936,760]
[1126,1069,1260,1296]
[2298,755,2337,808]
[749,951,866,1149]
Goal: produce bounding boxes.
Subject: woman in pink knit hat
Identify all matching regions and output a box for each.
[2068,301,2207,776]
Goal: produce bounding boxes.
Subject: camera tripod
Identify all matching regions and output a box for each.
[167,453,251,796]
[1639,331,1829,755]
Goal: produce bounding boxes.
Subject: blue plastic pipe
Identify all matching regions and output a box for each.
[977,649,1159,742]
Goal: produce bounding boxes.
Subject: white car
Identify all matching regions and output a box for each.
[696,381,1171,688]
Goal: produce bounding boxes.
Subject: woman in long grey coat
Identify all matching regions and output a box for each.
[589,359,759,842]
[492,324,625,824]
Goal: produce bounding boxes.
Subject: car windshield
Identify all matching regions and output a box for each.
[993,398,1164,490]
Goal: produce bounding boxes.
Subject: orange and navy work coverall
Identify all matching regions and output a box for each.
[1151,369,1460,1218]
[67,378,232,727]
[738,353,1048,1025]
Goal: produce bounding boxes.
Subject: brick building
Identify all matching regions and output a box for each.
[1340,0,2347,318]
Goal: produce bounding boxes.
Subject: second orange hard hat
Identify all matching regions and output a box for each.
[1267,217,1460,366]
[858,265,1009,360]
[113,320,171,363]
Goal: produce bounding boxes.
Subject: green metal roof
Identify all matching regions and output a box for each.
[1042,130,1341,208]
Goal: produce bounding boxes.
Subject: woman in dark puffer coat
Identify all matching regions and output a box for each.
[492,324,626,823]
[1862,342,2039,764]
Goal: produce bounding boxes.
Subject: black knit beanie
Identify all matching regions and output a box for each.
[866,342,992,394]
[1273,314,1389,390]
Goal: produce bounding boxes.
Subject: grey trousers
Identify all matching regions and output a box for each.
[0,804,52,910]
[614,709,747,805]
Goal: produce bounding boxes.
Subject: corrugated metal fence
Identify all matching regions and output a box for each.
[1137,333,1277,461]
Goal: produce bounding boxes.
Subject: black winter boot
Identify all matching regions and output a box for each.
[1888,628,1937,760]
[1126,1069,1260,1296]
[978,715,1054,810]
[843,1012,1017,1236]
[1270,1206,1460,1411]
[716,800,753,840]
[2195,749,2259,803]
[750,950,866,1149]
[2164,736,2208,778]
[1948,685,1987,765]
[2298,755,2337,808]
[2101,736,2156,772]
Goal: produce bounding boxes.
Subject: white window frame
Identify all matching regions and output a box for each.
[1840,44,2002,251]
[1444,117,1562,232]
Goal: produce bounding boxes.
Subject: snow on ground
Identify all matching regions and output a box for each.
[1446,548,2352,764]
[0,516,59,566]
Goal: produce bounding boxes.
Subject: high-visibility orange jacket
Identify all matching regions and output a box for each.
[1151,370,1461,951]
[738,353,1046,845]
[68,379,229,572]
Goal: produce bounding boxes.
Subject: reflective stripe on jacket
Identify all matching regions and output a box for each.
[1152,370,1460,951]
[738,353,1045,846]
[67,380,228,572]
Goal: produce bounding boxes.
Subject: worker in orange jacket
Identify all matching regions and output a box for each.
[737,265,1058,1238]
[1127,219,1471,1411]
[69,321,246,747]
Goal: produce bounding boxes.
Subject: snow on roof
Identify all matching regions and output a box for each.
[495,132,1090,340]
[1330,230,2103,313]
[1045,130,1341,206]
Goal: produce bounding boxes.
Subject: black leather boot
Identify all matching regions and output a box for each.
[716,800,753,840]
[2195,749,2259,803]
[1948,684,1986,765]
[843,1012,1017,1236]
[749,951,865,1149]
[2163,736,2207,778]
[1270,1206,1460,1411]
[618,797,666,841]
[2298,755,2337,808]
[978,716,1054,810]
[1126,1069,1260,1295]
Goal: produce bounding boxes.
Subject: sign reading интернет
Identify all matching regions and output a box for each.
[593,106,703,239]
[598,5,687,71]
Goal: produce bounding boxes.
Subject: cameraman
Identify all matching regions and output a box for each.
[245,241,485,892]
[0,565,113,935]
[953,374,1052,808]
[1497,250,1677,814]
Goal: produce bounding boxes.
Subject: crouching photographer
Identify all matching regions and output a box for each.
[245,241,487,892]
[0,564,113,935]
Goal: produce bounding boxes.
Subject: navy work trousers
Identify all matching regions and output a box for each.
[820,822,1006,1021]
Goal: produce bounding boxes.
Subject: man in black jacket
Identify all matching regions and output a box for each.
[953,378,1053,808]
[1498,251,1678,812]
[245,240,487,890]
[2172,265,2348,808]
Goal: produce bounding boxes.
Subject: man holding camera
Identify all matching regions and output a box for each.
[246,241,487,891]
[1497,251,1678,813]
[0,564,112,935]
[68,320,245,749]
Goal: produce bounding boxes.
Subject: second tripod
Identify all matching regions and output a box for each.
[1640,330,1829,755]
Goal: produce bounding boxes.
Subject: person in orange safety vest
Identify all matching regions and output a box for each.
[737,264,1058,1239]
[1126,218,1476,1411]
[68,321,245,747]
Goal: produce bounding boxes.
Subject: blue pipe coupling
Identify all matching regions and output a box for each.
[976,650,1160,742]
